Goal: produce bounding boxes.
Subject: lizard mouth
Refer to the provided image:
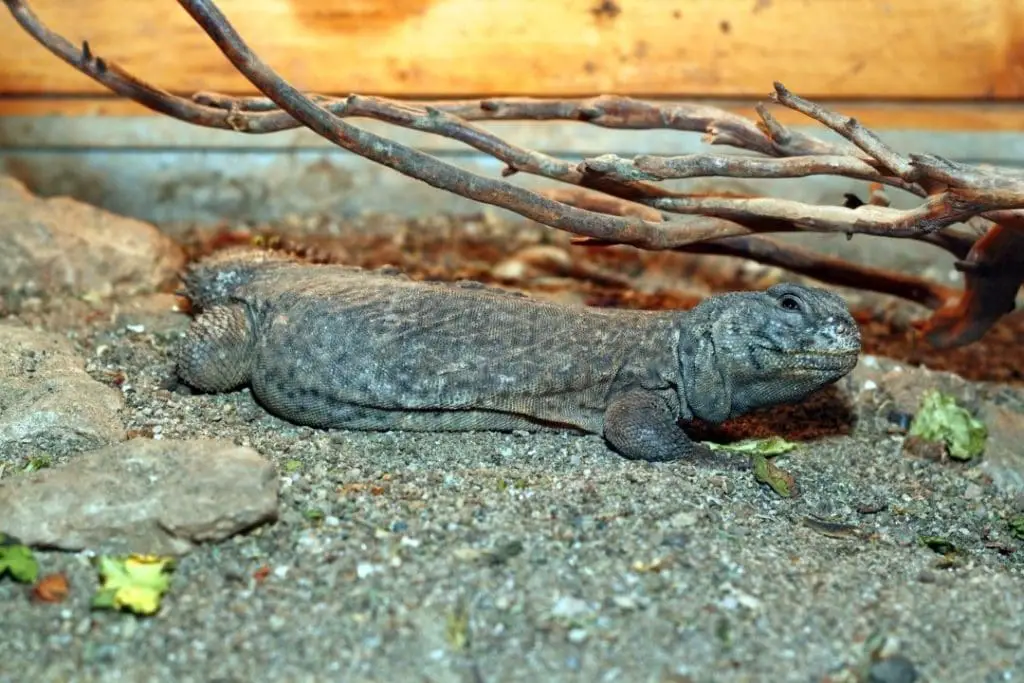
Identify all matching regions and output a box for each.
[786,349,860,372]
[796,347,861,357]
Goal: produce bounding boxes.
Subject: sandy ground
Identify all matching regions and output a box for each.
[0,218,1022,683]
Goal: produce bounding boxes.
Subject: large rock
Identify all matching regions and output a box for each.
[845,355,1024,493]
[0,175,185,301]
[978,404,1024,494]
[845,355,981,416]
[0,323,125,461]
[0,438,279,555]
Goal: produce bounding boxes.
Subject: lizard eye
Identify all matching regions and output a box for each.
[778,294,804,312]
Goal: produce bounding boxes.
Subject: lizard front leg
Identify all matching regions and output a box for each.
[602,390,696,462]
[603,391,753,470]
[175,304,255,393]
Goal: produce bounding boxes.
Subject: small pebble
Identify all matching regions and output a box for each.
[120,618,138,640]
[356,562,379,579]
[551,596,591,619]
[869,655,919,683]
[964,483,984,500]
[613,595,638,611]
[567,628,589,644]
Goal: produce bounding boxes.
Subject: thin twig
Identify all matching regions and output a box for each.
[322,96,676,201]
[193,90,833,158]
[537,187,665,222]
[645,194,980,238]
[580,152,925,196]
[771,82,918,181]
[548,189,956,310]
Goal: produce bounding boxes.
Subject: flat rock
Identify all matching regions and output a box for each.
[0,322,125,461]
[0,438,279,555]
[0,175,185,303]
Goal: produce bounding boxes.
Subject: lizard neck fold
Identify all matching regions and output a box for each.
[675,315,734,424]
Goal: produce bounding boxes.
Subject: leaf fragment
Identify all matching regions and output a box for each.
[751,453,796,497]
[32,573,70,603]
[0,533,39,584]
[908,390,987,460]
[23,455,52,473]
[92,554,175,616]
[1008,515,1024,541]
[445,598,471,652]
[916,536,967,568]
[704,436,799,456]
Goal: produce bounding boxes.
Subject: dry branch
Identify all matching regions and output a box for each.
[546,187,957,311]
[646,194,980,238]
[770,83,919,182]
[580,153,923,194]
[192,90,835,157]
[3,0,1021,347]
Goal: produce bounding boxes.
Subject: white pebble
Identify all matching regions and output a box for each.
[551,595,591,619]
[612,595,638,610]
[567,628,589,644]
[356,562,380,579]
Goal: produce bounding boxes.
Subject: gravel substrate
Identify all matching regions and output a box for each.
[0,217,1021,683]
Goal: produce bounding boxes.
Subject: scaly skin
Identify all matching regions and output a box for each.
[175,247,862,462]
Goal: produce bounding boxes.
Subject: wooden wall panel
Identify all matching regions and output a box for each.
[2,0,1024,100]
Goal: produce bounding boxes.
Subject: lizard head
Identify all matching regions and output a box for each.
[680,282,861,421]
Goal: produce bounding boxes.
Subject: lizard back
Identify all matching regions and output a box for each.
[237,265,684,432]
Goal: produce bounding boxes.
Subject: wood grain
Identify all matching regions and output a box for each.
[2,0,1024,99]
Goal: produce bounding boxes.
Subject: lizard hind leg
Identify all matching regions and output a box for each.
[175,304,256,393]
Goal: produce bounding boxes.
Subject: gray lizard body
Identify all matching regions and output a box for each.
[175,247,861,461]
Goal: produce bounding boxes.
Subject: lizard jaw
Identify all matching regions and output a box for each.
[785,349,860,376]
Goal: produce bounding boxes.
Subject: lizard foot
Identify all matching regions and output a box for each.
[603,390,696,462]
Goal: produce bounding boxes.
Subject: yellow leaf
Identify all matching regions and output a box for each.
[114,585,163,615]
[92,553,175,616]
[704,436,799,456]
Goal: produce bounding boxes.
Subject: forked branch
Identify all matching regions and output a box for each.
[3,0,1020,347]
